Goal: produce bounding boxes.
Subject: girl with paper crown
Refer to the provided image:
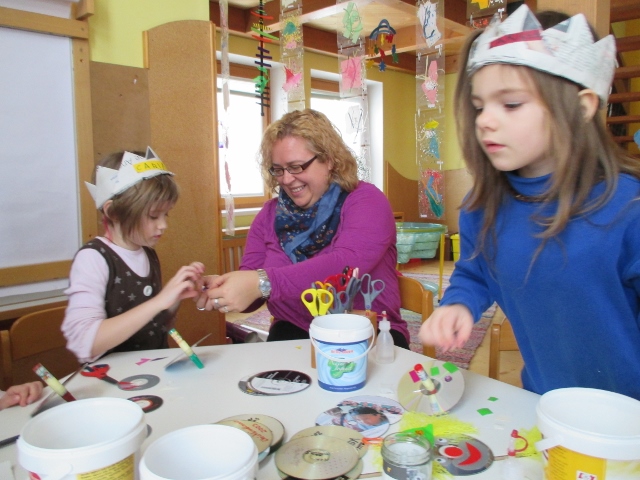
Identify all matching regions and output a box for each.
[62,148,204,362]
[419,6,640,400]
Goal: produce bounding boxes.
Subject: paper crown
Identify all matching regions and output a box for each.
[466,5,616,106]
[85,147,173,209]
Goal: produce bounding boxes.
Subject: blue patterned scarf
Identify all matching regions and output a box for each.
[275,182,348,263]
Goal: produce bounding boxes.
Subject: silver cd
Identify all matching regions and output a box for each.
[275,435,359,480]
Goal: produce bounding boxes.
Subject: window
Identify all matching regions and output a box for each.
[216,63,270,211]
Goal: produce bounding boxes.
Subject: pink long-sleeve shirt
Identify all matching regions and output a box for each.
[240,181,409,342]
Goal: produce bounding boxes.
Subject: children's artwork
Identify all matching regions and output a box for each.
[316,403,390,438]
[433,435,495,475]
[418,0,441,47]
[419,168,445,218]
[340,56,363,91]
[342,2,363,44]
[397,360,464,415]
[250,0,276,116]
[417,119,441,159]
[419,58,439,107]
[280,6,305,111]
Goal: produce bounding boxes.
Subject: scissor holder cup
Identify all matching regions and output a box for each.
[18,397,147,480]
[535,387,640,480]
[309,313,374,392]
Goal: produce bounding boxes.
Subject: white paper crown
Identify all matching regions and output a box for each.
[85,147,174,209]
[467,5,616,106]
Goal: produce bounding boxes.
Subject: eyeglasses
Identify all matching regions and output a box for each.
[268,155,318,177]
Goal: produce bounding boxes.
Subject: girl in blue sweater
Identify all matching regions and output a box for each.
[419,6,640,399]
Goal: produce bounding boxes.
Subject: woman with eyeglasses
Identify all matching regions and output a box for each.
[197,109,409,347]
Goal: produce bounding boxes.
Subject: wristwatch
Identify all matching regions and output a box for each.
[257,269,272,299]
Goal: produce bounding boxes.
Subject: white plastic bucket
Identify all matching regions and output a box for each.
[309,314,374,392]
[536,388,640,480]
[18,397,147,480]
[138,425,258,480]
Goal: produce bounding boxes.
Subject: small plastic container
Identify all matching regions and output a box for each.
[381,433,432,480]
[375,312,394,364]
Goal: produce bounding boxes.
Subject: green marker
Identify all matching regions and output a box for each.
[169,328,204,369]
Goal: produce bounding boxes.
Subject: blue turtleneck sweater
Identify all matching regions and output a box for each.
[442,173,640,399]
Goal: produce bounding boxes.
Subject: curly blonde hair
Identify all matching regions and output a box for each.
[259,109,359,193]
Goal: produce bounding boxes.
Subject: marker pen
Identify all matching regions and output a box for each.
[33,363,76,402]
[413,364,442,414]
[169,328,204,368]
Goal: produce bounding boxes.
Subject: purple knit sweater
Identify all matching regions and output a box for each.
[240,181,409,342]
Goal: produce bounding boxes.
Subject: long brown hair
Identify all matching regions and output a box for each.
[97,151,179,243]
[259,109,359,193]
[455,29,640,258]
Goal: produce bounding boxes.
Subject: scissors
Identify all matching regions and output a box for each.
[342,266,360,281]
[359,273,385,311]
[301,288,334,317]
[81,364,135,389]
[323,273,350,292]
[312,280,333,290]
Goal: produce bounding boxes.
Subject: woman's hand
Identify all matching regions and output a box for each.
[418,304,473,352]
[0,381,43,410]
[196,271,261,313]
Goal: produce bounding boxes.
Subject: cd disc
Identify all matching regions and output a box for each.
[278,459,363,480]
[238,375,266,396]
[217,419,273,456]
[127,395,163,413]
[397,360,465,415]
[275,436,359,480]
[118,374,160,391]
[219,414,285,448]
[249,370,311,395]
[290,425,368,458]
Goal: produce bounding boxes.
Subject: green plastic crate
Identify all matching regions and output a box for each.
[395,222,447,263]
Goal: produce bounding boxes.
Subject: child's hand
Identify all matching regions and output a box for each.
[157,262,205,310]
[418,304,473,352]
[199,271,260,313]
[0,381,43,410]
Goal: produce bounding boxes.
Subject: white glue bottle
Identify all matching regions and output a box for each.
[375,311,395,364]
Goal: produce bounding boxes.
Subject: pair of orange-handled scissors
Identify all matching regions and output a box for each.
[301,288,333,317]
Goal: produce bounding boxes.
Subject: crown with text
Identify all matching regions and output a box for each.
[85,147,173,209]
[467,5,616,106]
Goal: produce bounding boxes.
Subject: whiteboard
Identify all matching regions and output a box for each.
[0,27,80,271]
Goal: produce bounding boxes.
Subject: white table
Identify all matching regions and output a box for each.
[0,340,542,479]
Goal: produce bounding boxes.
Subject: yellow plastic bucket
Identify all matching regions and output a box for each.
[536,388,640,480]
[450,234,460,261]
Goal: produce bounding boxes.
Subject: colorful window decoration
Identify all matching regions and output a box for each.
[218,0,235,234]
[251,0,277,116]
[280,1,305,112]
[416,0,445,219]
[368,19,398,71]
[337,0,370,182]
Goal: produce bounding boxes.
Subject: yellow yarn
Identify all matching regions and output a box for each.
[400,411,479,440]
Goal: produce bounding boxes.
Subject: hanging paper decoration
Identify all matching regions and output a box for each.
[337,0,371,182]
[251,0,277,116]
[416,0,445,219]
[368,19,398,72]
[218,0,235,234]
[280,1,305,112]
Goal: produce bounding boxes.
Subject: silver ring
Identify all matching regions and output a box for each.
[221,306,228,313]
[213,298,220,307]
[197,306,206,311]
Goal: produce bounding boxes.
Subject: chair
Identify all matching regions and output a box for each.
[0,306,79,390]
[488,309,520,380]
[398,275,436,358]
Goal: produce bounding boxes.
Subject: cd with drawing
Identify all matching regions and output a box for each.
[397,360,465,415]
[248,370,311,395]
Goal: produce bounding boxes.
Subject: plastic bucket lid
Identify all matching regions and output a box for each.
[310,314,373,344]
[139,424,258,480]
[536,387,640,461]
[18,397,147,478]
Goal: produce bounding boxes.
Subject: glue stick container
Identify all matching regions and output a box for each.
[381,432,432,480]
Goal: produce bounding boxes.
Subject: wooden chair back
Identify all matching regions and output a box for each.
[398,275,436,358]
[0,306,79,390]
[222,234,247,273]
[488,310,520,380]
